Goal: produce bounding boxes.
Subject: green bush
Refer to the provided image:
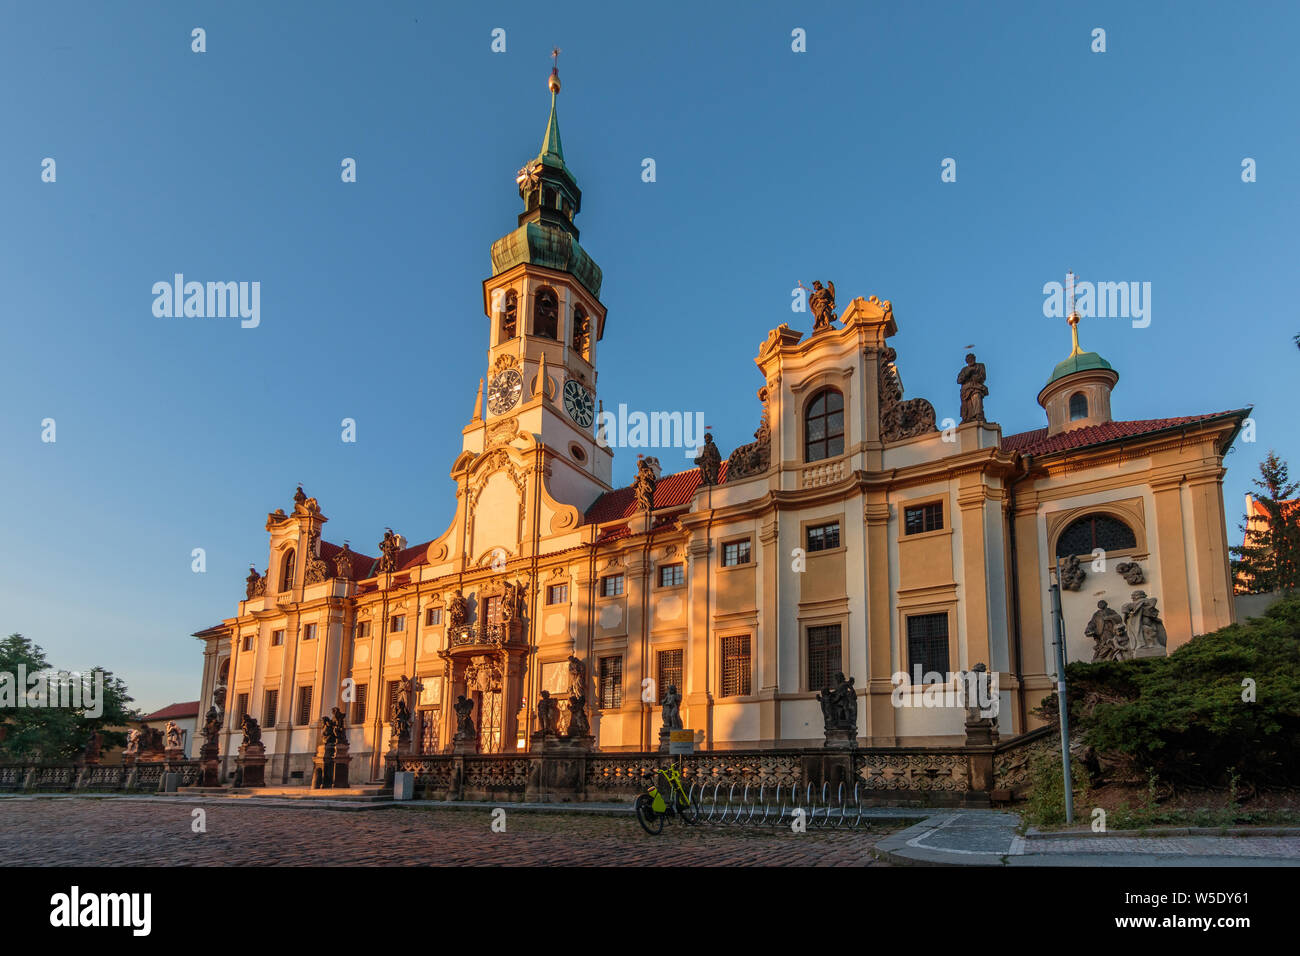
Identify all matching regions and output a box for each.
[1023,750,1091,827]
[1045,597,1300,788]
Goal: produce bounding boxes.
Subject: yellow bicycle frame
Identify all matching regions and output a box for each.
[646,765,686,814]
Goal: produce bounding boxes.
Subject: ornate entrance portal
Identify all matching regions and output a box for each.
[439,577,530,754]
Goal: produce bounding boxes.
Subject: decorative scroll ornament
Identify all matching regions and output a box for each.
[303,529,330,585]
[1115,561,1145,585]
[877,347,936,441]
[1059,553,1086,591]
[726,386,772,479]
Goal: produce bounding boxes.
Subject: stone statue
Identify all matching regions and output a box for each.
[660,684,683,731]
[1115,561,1146,585]
[240,714,262,747]
[1085,600,1129,662]
[293,485,308,510]
[331,706,348,745]
[125,728,142,753]
[390,696,411,739]
[817,672,857,731]
[397,675,413,705]
[694,432,722,486]
[1059,553,1086,591]
[957,353,989,424]
[808,280,837,332]
[566,693,590,738]
[1122,591,1168,651]
[726,387,773,478]
[245,566,265,599]
[446,590,468,630]
[333,542,354,579]
[453,695,475,739]
[202,705,222,745]
[303,528,330,585]
[377,528,401,574]
[320,714,337,746]
[164,720,182,750]
[632,458,657,514]
[567,655,586,697]
[536,690,560,737]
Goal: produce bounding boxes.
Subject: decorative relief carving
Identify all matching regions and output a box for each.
[726,386,772,479]
[877,347,936,442]
[303,529,330,585]
[1059,553,1086,591]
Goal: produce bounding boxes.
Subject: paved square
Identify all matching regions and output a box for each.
[0,798,897,866]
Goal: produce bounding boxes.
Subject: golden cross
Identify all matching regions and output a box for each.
[551,47,561,66]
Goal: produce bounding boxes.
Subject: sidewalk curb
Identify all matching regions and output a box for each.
[1025,825,1300,839]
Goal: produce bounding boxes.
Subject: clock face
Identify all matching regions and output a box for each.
[563,379,594,428]
[487,369,523,416]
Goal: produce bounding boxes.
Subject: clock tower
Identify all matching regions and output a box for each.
[467,58,612,512]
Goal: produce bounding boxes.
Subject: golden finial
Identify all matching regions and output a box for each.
[549,47,561,93]
[1066,270,1083,355]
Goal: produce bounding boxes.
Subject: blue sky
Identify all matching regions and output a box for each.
[2,1,1295,711]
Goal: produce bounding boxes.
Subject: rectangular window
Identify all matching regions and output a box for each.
[484,596,502,623]
[425,607,441,627]
[389,615,405,633]
[598,656,623,709]
[658,563,684,587]
[351,684,368,725]
[656,648,683,700]
[355,620,371,639]
[241,634,253,652]
[806,624,842,691]
[296,685,313,726]
[303,623,317,641]
[236,693,249,724]
[906,613,950,681]
[271,629,285,647]
[263,689,279,726]
[721,635,751,697]
[806,522,841,552]
[547,583,569,605]
[722,539,752,567]
[600,574,624,597]
[904,502,944,536]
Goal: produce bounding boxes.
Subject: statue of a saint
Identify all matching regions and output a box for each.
[240,714,262,747]
[536,690,560,736]
[566,694,590,738]
[391,697,412,739]
[1122,591,1168,651]
[808,280,837,332]
[164,720,182,750]
[694,432,722,486]
[202,705,222,744]
[331,706,348,746]
[1084,600,1128,661]
[446,590,468,631]
[453,695,475,738]
[957,353,988,423]
[126,728,142,753]
[660,684,683,732]
[567,654,586,697]
[245,566,264,599]
[377,528,401,574]
[633,458,657,514]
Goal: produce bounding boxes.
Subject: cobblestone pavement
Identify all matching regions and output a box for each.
[0,798,897,866]
[1022,836,1300,860]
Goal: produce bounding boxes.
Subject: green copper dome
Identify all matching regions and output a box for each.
[1046,349,1114,386]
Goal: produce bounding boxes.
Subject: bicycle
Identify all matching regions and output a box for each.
[634,762,700,834]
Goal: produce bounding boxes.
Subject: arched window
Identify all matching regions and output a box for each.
[804,388,845,462]
[1069,392,1088,420]
[534,288,559,339]
[280,549,296,592]
[499,290,518,342]
[572,305,589,356]
[1055,514,1137,558]
[218,659,230,685]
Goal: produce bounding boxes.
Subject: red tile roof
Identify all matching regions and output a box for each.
[140,701,200,721]
[1001,411,1246,457]
[585,461,730,525]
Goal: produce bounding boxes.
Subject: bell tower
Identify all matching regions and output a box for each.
[470,53,612,510]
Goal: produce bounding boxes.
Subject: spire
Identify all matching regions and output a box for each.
[1044,270,1114,386]
[540,48,564,162]
[471,378,484,422]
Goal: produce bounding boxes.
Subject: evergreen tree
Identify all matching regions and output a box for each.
[1230,452,1300,594]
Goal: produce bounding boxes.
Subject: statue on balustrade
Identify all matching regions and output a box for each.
[240,714,262,747]
[566,694,590,738]
[453,695,475,739]
[536,690,560,737]
[660,684,683,732]
[817,672,857,732]
[446,590,468,631]
[165,720,182,750]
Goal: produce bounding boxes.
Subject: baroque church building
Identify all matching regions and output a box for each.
[192,69,1247,784]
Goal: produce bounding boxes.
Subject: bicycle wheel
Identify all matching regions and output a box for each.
[635,794,664,835]
[675,789,700,825]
